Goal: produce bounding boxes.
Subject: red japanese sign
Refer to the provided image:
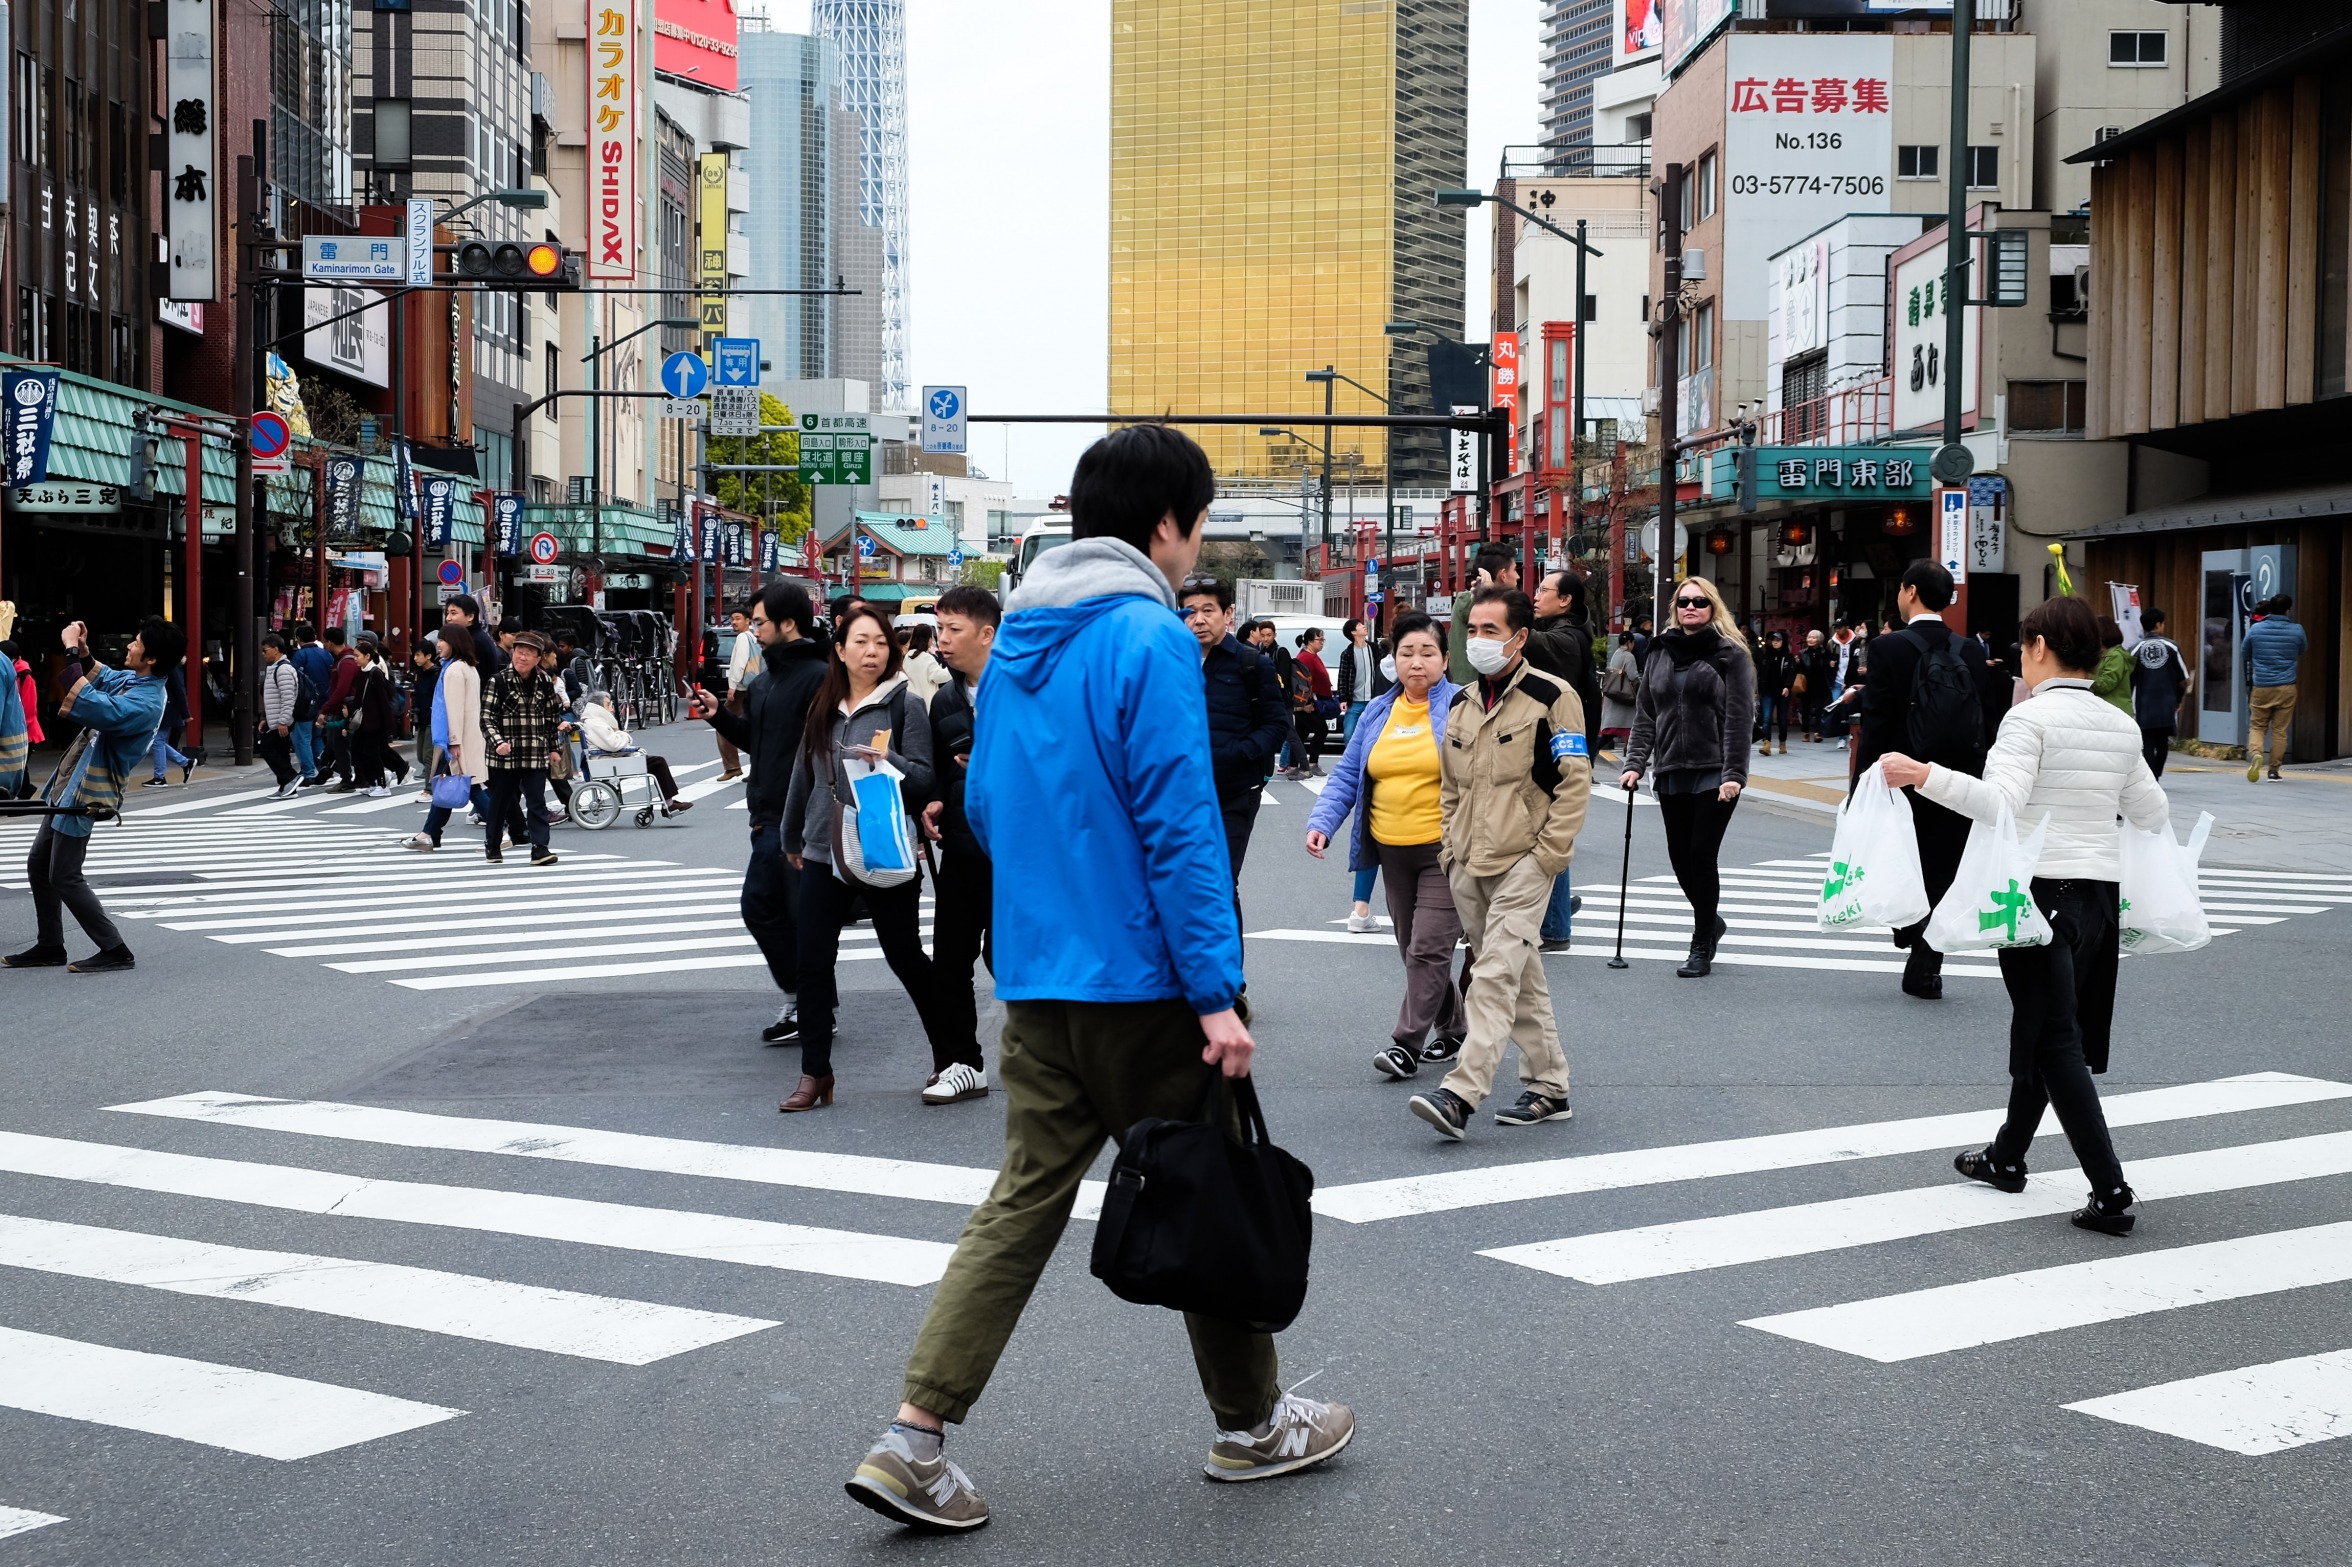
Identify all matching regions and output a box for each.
[1491,332,1521,476]
[654,0,738,94]
[1729,75,1890,114]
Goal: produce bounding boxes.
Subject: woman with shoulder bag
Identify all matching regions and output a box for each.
[349,636,412,797]
[781,603,955,1111]
[408,629,492,851]
[1599,631,1640,756]
[1619,578,1756,978]
[1878,596,2170,1237]
[1291,627,1335,777]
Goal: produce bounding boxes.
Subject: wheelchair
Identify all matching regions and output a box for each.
[568,751,672,830]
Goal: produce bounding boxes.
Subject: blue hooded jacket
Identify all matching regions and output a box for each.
[1305,677,1462,872]
[2242,615,2306,689]
[969,537,1244,1016]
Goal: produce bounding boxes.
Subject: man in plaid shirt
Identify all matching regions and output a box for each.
[480,630,564,866]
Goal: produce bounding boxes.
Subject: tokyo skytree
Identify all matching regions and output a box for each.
[812,0,910,407]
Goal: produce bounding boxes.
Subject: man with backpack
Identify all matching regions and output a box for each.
[1855,561,2006,1000]
[258,634,304,797]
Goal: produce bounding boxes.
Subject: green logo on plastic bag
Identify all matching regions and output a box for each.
[1977,880,2033,942]
[1820,859,1864,925]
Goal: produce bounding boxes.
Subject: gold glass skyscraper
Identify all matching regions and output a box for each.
[1109,0,1468,485]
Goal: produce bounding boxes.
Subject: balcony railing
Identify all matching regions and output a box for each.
[1762,377,1894,447]
[1498,143,1652,181]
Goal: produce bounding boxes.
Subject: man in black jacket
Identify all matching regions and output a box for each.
[1854,561,2008,999]
[693,580,829,1042]
[919,584,999,1105]
[1185,576,1292,931]
[1527,569,1599,946]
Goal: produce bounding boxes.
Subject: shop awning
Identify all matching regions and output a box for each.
[2065,483,2352,541]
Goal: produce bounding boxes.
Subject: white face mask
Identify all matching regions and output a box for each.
[1465,635,1514,677]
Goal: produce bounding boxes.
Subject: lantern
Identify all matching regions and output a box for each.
[1706,529,1735,556]
[1881,507,1916,537]
[1782,520,1810,547]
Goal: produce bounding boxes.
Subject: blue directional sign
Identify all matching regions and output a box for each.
[920,385,967,455]
[947,548,964,569]
[856,533,877,560]
[713,339,759,387]
[659,350,710,400]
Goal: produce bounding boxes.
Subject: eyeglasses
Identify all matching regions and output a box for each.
[1673,596,1711,609]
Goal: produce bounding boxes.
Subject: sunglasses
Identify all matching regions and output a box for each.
[1673,596,1711,609]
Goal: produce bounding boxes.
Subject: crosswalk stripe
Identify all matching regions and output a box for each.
[108,866,731,910]
[0,1325,464,1460]
[325,794,439,814]
[326,933,765,973]
[1310,1073,2352,1223]
[1556,943,2007,975]
[392,953,791,988]
[2064,1348,2352,1455]
[1482,1130,2352,1283]
[0,1131,958,1286]
[104,1090,1104,1218]
[223,796,350,818]
[674,771,747,803]
[0,1213,777,1364]
[216,900,749,945]
[0,1506,65,1540]
[93,856,665,900]
[154,889,741,934]
[267,916,756,957]
[124,875,741,925]
[104,786,286,817]
[1741,1219,2352,1362]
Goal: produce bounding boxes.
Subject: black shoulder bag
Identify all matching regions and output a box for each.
[1089,1071,1316,1332]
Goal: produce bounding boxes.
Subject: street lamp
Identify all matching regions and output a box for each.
[1260,427,1326,577]
[440,187,550,226]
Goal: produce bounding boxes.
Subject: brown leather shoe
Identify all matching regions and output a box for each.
[779,1073,835,1113]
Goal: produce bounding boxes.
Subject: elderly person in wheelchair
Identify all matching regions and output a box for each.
[574,689,694,824]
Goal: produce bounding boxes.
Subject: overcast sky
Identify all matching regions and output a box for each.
[754,0,1541,495]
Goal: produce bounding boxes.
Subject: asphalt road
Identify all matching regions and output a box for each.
[3,722,2348,1566]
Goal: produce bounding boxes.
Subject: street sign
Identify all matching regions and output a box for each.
[303,235,406,282]
[920,385,967,455]
[659,398,705,422]
[250,411,292,476]
[659,350,710,400]
[856,533,877,559]
[797,412,873,485]
[1936,485,1969,584]
[436,559,466,587]
[709,385,759,436]
[529,531,560,566]
[947,548,964,569]
[405,199,435,288]
[713,339,759,386]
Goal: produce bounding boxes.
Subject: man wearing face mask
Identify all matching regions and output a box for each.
[1406,586,1592,1140]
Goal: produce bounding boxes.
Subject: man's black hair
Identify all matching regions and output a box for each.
[1473,541,1518,581]
[937,584,1002,626]
[1067,424,1214,553]
[1899,559,1955,612]
[2143,607,2167,631]
[1470,585,1534,633]
[1546,568,1587,616]
[293,619,316,642]
[1177,573,1234,611]
[757,580,817,638]
[2269,593,2294,614]
[323,626,348,647]
[443,593,481,624]
[262,631,290,653]
[138,615,187,677]
[554,628,578,647]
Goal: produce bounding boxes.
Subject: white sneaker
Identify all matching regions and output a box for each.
[1205,1392,1355,1482]
[365,785,391,797]
[921,1062,989,1105]
[270,780,300,800]
[1344,910,1377,933]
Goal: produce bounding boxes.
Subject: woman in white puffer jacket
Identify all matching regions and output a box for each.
[1880,595,2170,1237]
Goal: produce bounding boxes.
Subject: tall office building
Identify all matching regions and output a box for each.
[1538,0,1616,150]
[811,0,910,407]
[1108,0,1468,485]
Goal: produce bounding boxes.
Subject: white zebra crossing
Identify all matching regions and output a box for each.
[0,1507,65,1541]
[2065,1348,2352,1455]
[0,814,929,991]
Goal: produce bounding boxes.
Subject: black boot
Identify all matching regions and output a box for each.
[2,943,68,968]
[1677,914,1726,978]
[1901,946,1944,1000]
[2071,1184,2137,1236]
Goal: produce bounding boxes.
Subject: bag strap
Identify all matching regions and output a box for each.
[1192,1068,1270,1148]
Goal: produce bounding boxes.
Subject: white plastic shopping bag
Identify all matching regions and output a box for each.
[832,755,919,888]
[1818,769,1931,932]
[1925,807,2054,953]
[2118,811,2215,955]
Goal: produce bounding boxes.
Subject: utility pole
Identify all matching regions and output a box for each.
[1942,0,1974,463]
[1653,161,1686,631]
[1319,365,1335,568]
[230,121,267,768]
[1572,216,1590,583]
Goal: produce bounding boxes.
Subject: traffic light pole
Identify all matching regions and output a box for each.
[1653,161,1686,634]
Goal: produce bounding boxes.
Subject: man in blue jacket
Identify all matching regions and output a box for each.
[846,426,1354,1533]
[2242,594,2308,782]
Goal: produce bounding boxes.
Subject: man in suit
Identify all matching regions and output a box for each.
[1854,560,2007,1000]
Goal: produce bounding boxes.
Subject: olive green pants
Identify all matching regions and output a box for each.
[902,998,1281,1431]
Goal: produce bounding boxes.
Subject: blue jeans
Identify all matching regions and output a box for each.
[1343,700,1368,738]
[1541,865,1576,943]
[149,729,190,780]
[290,720,317,779]
[1353,864,1378,904]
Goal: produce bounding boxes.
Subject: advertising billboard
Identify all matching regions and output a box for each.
[1619,0,1661,63]
[654,0,738,94]
[1720,34,1894,320]
[1663,0,1737,74]
[587,0,640,280]
[1889,226,1979,435]
[303,285,390,388]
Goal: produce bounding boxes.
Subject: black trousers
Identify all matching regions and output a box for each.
[929,846,993,1074]
[795,866,950,1080]
[257,729,295,787]
[1991,878,2126,1196]
[1657,788,1740,934]
[2141,726,2173,777]
[322,720,355,783]
[741,823,800,995]
[1293,708,1328,768]
[27,822,121,951]
[1896,793,1974,973]
[1219,795,1259,943]
[486,768,552,856]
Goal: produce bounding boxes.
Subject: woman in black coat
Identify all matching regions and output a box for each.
[1619,578,1756,978]
[1751,629,1795,754]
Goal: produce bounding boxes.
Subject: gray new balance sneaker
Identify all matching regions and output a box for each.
[845,1426,990,1530]
[1204,1392,1356,1482]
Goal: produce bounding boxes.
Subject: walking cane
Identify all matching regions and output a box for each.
[1607,784,1636,969]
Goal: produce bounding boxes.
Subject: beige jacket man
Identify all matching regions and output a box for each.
[1415,608,1591,1136]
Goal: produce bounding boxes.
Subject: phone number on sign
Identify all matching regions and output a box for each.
[1732,174,1886,197]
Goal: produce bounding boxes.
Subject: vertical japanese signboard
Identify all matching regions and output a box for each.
[698,151,729,338]
[164,0,216,300]
[2,370,62,486]
[1489,332,1521,476]
[588,0,640,281]
[1448,406,1478,494]
[1890,224,1980,435]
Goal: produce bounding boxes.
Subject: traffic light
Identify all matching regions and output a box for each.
[439,241,580,291]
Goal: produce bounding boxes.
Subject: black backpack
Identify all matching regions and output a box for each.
[1089,1072,1315,1332]
[1904,630,1983,765]
[288,662,315,723]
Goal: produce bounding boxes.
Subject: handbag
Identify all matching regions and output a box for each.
[831,754,920,889]
[430,771,474,809]
[1089,1071,1316,1332]
[1314,696,1341,722]
[2118,811,2214,955]
[1925,805,2056,953]
[1817,769,1930,932]
[547,742,575,782]
[1792,672,1808,695]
